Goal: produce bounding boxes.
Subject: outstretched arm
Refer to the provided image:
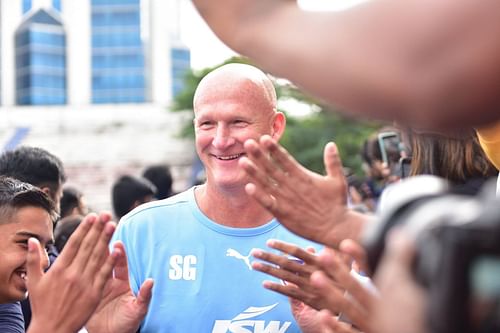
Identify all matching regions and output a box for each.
[240,136,370,248]
[193,0,500,129]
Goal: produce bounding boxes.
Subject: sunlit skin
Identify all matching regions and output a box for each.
[0,206,52,303]
[192,65,286,228]
[193,67,285,192]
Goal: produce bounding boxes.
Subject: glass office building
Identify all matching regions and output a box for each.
[171,46,190,98]
[15,8,66,105]
[1,0,189,106]
[91,0,145,103]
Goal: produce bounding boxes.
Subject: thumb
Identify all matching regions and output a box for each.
[323,142,344,179]
[136,278,154,312]
[26,238,44,289]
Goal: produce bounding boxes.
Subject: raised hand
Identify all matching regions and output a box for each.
[251,239,333,311]
[27,212,119,333]
[311,248,375,333]
[240,136,368,247]
[86,241,153,333]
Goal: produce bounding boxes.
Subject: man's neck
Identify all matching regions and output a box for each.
[194,183,274,228]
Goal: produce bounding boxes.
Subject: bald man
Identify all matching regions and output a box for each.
[93,64,320,333]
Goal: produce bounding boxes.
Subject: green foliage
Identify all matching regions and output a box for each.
[171,57,381,176]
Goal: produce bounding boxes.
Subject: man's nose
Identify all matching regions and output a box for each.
[212,126,235,149]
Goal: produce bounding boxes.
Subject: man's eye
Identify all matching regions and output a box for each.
[16,240,28,248]
[198,121,213,128]
[233,120,248,126]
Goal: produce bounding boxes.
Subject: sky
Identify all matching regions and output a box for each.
[181,0,369,70]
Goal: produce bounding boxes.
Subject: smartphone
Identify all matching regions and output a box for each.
[377,131,401,166]
[399,157,412,178]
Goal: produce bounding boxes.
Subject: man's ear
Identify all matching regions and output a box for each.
[271,112,286,140]
[40,187,51,196]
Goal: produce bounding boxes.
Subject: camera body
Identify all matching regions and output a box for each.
[363,176,500,333]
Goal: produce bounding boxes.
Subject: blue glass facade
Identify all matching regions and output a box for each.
[171,47,191,97]
[22,0,32,14]
[52,0,61,12]
[23,0,60,13]
[91,0,145,103]
[15,9,66,105]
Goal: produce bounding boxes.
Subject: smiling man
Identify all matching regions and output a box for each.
[94,63,320,333]
[0,176,121,333]
[0,180,55,305]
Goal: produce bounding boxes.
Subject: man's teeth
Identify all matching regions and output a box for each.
[217,154,241,160]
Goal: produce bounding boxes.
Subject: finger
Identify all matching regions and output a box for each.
[112,241,130,280]
[252,248,314,277]
[261,280,314,307]
[83,218,116,277]
[339,239,370,275]
[323,142,345,179]
[136,278,154,311]
[70,213,109,271]
[259,135,309,181]
[93,242,121,291]
[245,183,280,213]
[266,239,319,265]
[252,260,308,287]
[26,238,44,289]
[319,248,375,308]
[240,156,279,195]
[244,138,293,188]
[55,213,95,266]
[311,271,368,330]
[318,310,356,333]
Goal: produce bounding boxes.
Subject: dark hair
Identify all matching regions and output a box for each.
[142,164,173,199]
[112,175,157,219]
[0,146,66,195]
[0,176,57,225]
[54,215,83,252]
[361,135,382,166]
[60,186,83,218]
[410,130,497,186]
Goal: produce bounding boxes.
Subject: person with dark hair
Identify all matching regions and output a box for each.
[0,177,121,333]
[54,215,84,253]
[0,146,66,213]
[142,165,174,200]
[111,175,157,220]
[59,186,88,219]
[0,146,67,332]
[409,130,497,194]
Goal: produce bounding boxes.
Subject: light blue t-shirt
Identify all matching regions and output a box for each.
[113,187,317,333]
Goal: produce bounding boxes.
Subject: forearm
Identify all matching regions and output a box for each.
[193,0,500,129]
[323,209,372,249]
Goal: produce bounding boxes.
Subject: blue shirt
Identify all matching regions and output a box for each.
[113,187,318,333]
[0,302,25,333]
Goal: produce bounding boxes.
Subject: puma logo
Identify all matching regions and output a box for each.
[226,248,254,270]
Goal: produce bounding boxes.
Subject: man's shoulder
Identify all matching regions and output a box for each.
[0,302,25,333]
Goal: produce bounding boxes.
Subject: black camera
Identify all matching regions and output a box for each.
[363,176,500,333]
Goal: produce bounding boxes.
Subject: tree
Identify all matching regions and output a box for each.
[171,57,382,176]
